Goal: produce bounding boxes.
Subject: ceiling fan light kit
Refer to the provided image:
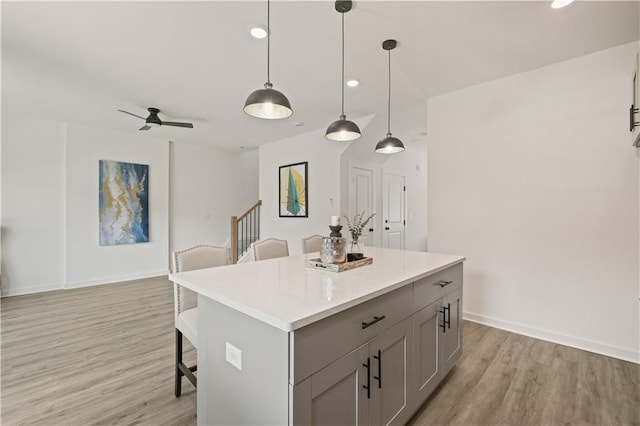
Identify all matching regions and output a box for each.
[118,107,194,131]
[325,0,361,142]
[244,0,293,119]
[375,39,405,154]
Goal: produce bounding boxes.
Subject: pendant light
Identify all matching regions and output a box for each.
[375,39,405,154]
[244,0,293,119]
[325,1,361,142]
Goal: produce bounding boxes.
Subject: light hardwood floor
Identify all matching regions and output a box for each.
[2,277,638,425]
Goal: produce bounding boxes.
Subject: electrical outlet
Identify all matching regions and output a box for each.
[225,342,242,370]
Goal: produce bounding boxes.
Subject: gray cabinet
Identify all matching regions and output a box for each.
[293,344,369,426]
[371,318,412,426]
[412,300,443,406]
[442,287,462,376]
[411,264,463,409]
[294,318,412,426]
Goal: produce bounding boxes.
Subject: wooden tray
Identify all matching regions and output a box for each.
[305,256,373,272]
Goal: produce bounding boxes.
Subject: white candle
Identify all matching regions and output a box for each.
[331,216,340,226]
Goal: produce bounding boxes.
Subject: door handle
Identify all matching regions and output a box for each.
[361,315,386,329]
[362,357,371,399]
[369,228,374,232]
[433,280,453,288]
[384,227,390,230]
[440,306,447,333]
[373,349,382,389]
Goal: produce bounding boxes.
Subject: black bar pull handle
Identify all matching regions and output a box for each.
[373,349,382,389]
[433,280,453,288]
[362,357,371,399]
[362,315,386,329]
[446,302,451,329]
[440,307,447,333]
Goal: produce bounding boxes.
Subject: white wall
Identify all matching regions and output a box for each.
[65,124,170,287]
[2,115,259,295]
[1,115,67,295]
[259,127,352,255]
[428,43,640,362]
[171,143,258,252]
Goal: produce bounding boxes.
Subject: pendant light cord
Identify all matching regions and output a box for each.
[267,0,271,84]
[387,49,391,134]
[341,12,345,116]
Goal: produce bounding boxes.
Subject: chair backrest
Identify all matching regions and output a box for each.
[172,245,230,317]
[252,238,289,261]
[301,234,323,254]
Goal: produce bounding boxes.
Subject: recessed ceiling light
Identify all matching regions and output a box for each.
[346,79,360,87]
[551,0,574,8]
[249,25,268,39]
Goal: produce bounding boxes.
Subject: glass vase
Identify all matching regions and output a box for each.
[349,239,362,255]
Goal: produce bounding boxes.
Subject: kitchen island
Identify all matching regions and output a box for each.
[169,247,465,425]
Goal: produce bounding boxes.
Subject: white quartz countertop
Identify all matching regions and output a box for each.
[169,247,465,332]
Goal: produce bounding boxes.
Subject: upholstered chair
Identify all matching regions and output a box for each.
[172,244,229,397]
[252,238,289,261]
[301,234,323,254]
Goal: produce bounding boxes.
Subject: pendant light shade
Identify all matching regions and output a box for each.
[244,0,293,119]
[375,39,404,154]
[375,134,405,154]
[244,83,293,119]
[326,114,361,141]
[325,1,361,141]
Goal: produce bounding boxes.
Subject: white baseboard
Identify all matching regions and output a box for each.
[1,271,170,297]
[2,281,65,297]
[64,270,169,289]
[463,311,639,364]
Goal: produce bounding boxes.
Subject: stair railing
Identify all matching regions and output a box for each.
[231,200,262,263]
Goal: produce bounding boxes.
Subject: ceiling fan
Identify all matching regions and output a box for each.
[118,107,194,131]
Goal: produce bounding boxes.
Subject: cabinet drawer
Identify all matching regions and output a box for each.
[292,284,412,384]
[412,263,462,312]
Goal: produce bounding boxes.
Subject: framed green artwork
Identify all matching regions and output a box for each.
[279,161,308,217]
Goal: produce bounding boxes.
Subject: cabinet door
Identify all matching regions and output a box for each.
[441,287,462,376]
[372,318,412,426]
[294,344,370,426]
[412,300,443,408]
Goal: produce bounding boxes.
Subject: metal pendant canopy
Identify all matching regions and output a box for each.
[325,0,361,141]
[375,39,405,154]
[244,0,293,119]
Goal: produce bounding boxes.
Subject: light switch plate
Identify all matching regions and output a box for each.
[225,342,242,370]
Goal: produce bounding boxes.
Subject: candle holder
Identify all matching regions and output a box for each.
[320,236,346,264]
[329,225,343,238]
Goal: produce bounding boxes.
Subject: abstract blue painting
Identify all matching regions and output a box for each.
[99,160,149,245]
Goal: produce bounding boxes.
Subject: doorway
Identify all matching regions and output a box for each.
[382,172,406,249]
[349,165,375,246]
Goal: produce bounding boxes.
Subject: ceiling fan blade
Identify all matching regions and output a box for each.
[162,121,194,129]
[139,125,151,131]
[118,109,146,120]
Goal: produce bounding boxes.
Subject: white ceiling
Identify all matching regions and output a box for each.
[2,1,638,150]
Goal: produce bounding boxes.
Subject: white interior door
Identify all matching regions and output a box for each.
[382,172,406,249]
[350,166,374,246]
